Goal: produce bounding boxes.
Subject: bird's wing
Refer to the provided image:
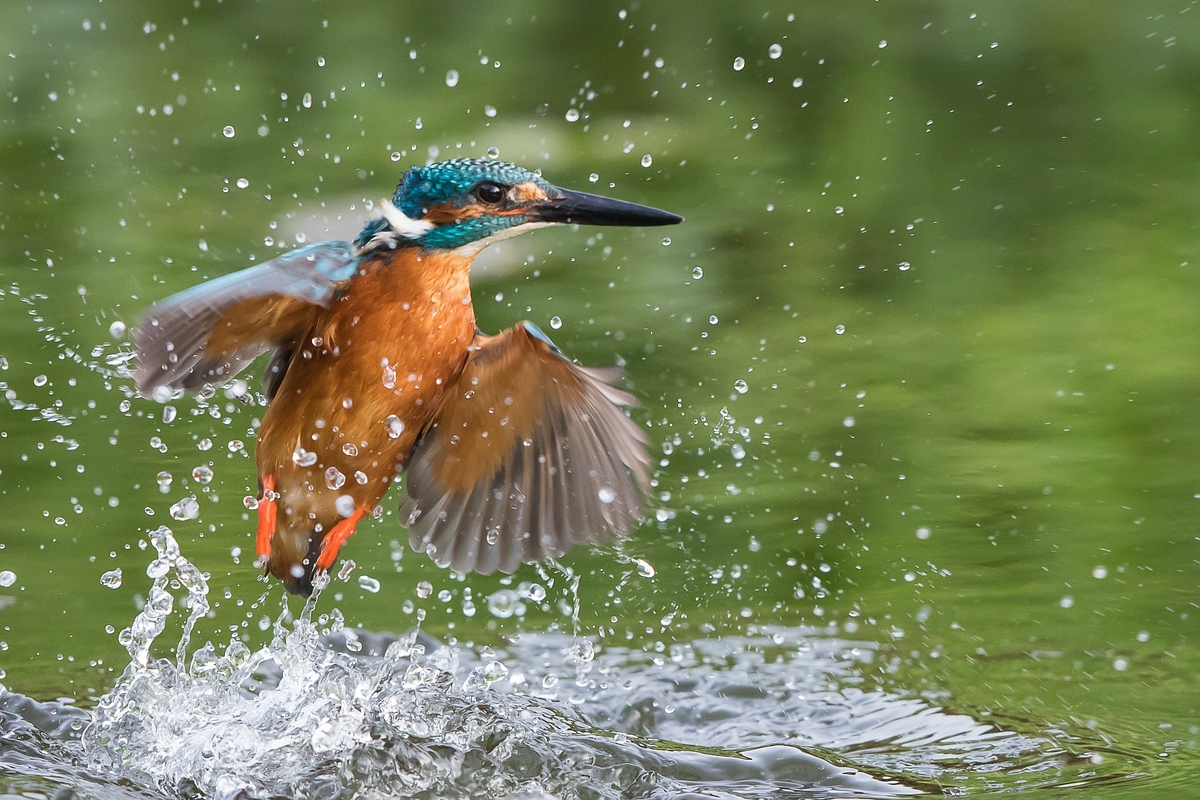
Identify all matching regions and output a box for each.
[134,241,358,396]
[403,322,651,575]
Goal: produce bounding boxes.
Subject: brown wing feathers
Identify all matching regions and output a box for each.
[404,323,650,574]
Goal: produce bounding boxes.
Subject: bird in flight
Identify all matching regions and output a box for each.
[135,158,682,595]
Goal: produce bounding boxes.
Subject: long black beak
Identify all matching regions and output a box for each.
[533,187,683,227]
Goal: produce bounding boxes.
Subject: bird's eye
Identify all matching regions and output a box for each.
[474,181,506,205]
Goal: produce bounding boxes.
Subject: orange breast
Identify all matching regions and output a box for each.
[256,248,477,526]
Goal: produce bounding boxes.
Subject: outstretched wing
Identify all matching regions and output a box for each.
[403,322,651,575]
[134,241,359,396]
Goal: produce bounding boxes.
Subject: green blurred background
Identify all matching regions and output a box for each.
[1,1,1198,794]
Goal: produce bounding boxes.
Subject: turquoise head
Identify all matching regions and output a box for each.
[356,157,681,252]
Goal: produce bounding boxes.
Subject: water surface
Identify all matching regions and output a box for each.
[1,2,1197,797]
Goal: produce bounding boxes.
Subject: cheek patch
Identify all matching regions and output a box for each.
[424,203,485,224]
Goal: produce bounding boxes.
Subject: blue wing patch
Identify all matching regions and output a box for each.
[521,321,566,358]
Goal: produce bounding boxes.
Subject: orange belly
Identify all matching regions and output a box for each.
[255,248,476,552]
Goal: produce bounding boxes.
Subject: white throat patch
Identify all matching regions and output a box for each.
[450,220,554,258]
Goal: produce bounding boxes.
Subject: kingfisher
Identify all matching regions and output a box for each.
[134,158,681,595]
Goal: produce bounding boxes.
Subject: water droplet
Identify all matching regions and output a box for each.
[662,236,671,246]
[148,559,174,587]
[731,443,746,460]
[709,314,719,325]
[325,467,346,490]
[691,266,704,279]
[916,527,931,540]
[390,151,403,162]
[335,494,356,517]
[382,364,397,389]
[733,56,745,71]
[236,177,249,189]
[342,443,359,457]
[100,568,122,588]
[640,154,653,168]
[416,580,433,599]
[354,470,368,485]
[292,446,317,467]
[33,374,47,387]
[734,379,748,394]
[798,335,807,343]
[228,439,245,453]
[484,106,497,119]
[769,43,782,59]
[1060,595,1074,609]
[1093,565,1108,580]
[385,415,405,438]
[108,320,127,339]
[0,571,15,588]
[445,69,459,87]
[243,495,258,510]
[549,315,562,330]
[588,173,599,183]
[898,261,911,271]
[197,438,213,451]
[481,660,508,682]
[486,145,499,158]
[835,324,846,335]
[635,558,656,578]
[792,77,804,88]
[162,405,177,424]
[156,470,173,487]
[222,125,235,138]
[843,415,856,428]
[565,108,580,122]
[598,486,616,504]
[487,589,524,619]
[301,92,312,108]
[568,639,595,663]
[170,496,199,521]
[191,465,213,484]
[337,560,355,580]
[358,575,381,593]
[878,39,888,49]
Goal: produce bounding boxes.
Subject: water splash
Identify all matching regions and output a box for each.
[0,531,1116,798]
[83,620,915,799]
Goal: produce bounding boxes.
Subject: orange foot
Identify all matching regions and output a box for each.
[256,474,277,560]
[316,506,368,571]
